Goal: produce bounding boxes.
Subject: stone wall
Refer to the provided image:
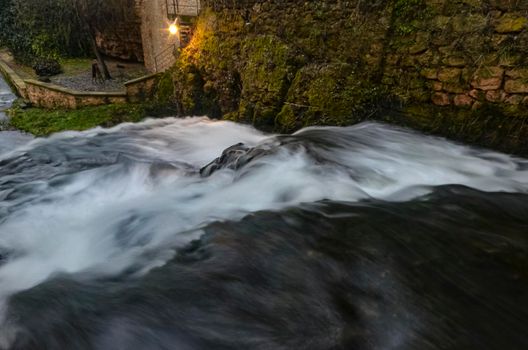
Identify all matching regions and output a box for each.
[167,0,528,155]
[18,77,160,109]
[384,0,528,110]
[138,0,180,72]
[175,0,202,16]
[137,0,202,72]
[125,73,162,102]
[25,80,128,109]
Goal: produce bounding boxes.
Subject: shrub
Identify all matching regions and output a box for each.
[32,58,63,77]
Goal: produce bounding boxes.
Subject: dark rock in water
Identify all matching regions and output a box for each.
[199,135,336,177]
[200,142,280,176]
[200,143,251,176]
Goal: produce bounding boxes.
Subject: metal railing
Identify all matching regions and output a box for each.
[166,0,201,18]
[154,44,177,72]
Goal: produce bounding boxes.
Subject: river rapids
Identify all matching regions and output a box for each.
[0,111,527,349]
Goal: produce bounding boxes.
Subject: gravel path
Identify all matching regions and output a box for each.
[52,72,131,92]
[51,62,148,92]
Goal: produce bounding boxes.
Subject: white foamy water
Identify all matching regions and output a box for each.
[0,117,527,345]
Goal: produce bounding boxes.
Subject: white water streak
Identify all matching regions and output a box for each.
[0,117,526,343]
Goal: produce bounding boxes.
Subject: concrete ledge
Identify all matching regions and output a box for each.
[124,72,161,86]
[24,79,128,109]
[1,56,161,109]
[0,59,28,99]
[25,79,127,97]
[124,73,162,103]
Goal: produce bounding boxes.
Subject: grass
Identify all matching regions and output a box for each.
[1,48,147,82]
[9,103,149,136]
[0,51,92,79]
[58,58,92,76]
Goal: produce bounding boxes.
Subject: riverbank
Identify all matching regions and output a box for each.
[0,59,172,137]
[8,104,148,136]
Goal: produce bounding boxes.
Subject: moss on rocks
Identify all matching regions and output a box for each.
[393,103,528,156]
[160,0,528,155]
[237,35,299,127]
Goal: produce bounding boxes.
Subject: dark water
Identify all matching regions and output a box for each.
[0,116,527,349]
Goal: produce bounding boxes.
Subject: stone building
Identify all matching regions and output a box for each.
[137,0,201,72]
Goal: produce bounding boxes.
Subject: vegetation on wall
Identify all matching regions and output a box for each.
[0,0,91,64]
[157,0,528,154]
[167,4,394,132]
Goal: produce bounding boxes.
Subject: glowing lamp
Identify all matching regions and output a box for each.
[169,24,178,35]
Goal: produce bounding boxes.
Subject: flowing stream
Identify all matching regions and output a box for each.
[0,77,32,154]
[0,76,527,349]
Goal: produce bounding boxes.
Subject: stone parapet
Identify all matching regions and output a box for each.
[125,73,162,103]
[24,80,127,109]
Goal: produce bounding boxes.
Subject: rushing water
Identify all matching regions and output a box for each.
[0,111,527,348]
[0,77,32,155]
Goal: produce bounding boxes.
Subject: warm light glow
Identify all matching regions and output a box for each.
[169,24,178,35]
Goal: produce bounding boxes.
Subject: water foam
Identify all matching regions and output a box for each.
[0,117,527,343]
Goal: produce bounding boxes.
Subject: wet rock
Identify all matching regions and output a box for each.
[420,68,438,80]
[200,143,253,177]
[438,68,462,83]
[485,90,505,102]
[471,67,504,90]
[431,15,451,30]
[452,14,487,32]
[454,94,474,107]
[432,81,443,91]
[494,14,528,33]
[504,94,524,105]
[469,89,484,100]
[443,56,467,68]
[472,101,484,110]
[505,79,528,94]
[443,82,467,94]
[409,33,429,55]
[505,69,528,79]
[432,92,450,106]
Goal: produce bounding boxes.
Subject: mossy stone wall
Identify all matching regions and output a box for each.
[165,0,528,154]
